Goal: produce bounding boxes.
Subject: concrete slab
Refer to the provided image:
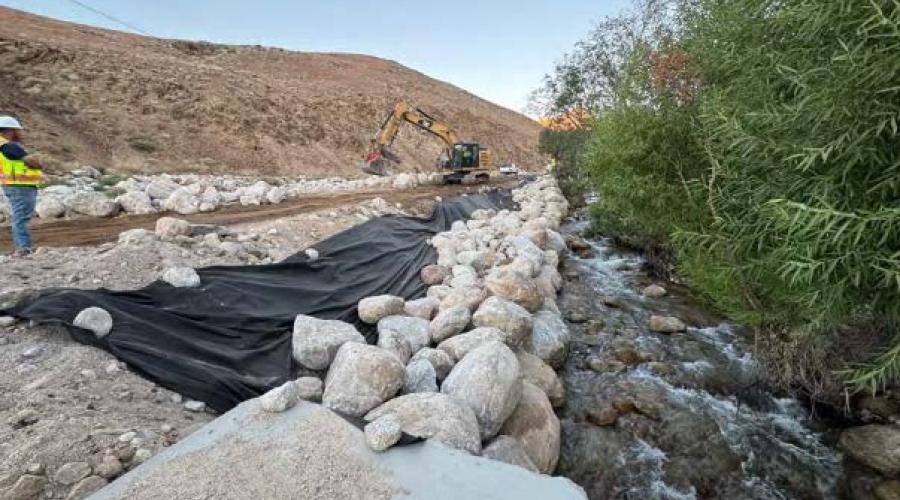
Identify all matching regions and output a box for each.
[90,398,586,500]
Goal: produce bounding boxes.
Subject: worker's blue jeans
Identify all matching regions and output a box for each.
[3,185,37,251]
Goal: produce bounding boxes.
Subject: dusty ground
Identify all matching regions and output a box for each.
[0,180,507,252]
[0,186,458,500]
[0,6,541,177]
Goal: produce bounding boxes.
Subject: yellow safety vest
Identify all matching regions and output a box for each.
[0,136,44,186]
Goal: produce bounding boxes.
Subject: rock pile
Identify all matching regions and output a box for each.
[9,170,444,223]
[255,177,571,477]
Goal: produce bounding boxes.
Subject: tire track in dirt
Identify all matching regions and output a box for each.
[0,180,516,251]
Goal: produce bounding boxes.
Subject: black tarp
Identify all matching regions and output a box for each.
[8,191,512,412]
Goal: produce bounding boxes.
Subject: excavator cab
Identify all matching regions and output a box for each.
[447,143,491,170]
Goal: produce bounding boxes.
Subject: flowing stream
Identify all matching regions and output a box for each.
[555,220,843,499]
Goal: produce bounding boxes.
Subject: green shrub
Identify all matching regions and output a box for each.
[538,128,593,204]
[537,0,900,399]
[584,102,708,256]
[679,0,900,394]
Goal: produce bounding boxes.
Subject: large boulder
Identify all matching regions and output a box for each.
[472,296,533,347]
[441,341,522,439]
[402,359,438,394]
[528,310,571,369]
[511,235,546,271]
[403,297,440,320]
[116,191,155,215]
[161,267,201,288]
[163,187,200,215]
[456,250,494,274]
[409,348,454,381]
[323,343,406,417]
[429,306,471,343]
[421,265,450,285]
[65,192,120,217]
[266,186,287,204]
[155,217,191,239]
[145,178,180,200]
[499,381,561,474]
[73,307,113,338]
[535,265,563,299]
[449,265,480,289]
[427,285,452,301]
[292,315,366,370]
[35,196,66,218]
[439,286,488,312]
[545,230,567,253]
[516,350,565,408]
[485,266,543,312]
[839,425,900,475]
[358,295,405,324]
[199,187,221,212]
[437,327,510,362]
[482,435,539,473]
[242,181,271,205]
[365,392,482,454]
[378,316,431,354]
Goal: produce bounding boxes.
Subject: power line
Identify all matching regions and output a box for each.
[62,0,152,36]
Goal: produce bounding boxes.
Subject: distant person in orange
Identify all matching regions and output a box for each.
[0,116,45,256]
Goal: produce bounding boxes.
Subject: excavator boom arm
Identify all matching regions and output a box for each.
[372,101,460,150]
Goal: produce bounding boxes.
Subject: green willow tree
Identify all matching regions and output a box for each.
[681,0,900,394]
[534,0,900,400]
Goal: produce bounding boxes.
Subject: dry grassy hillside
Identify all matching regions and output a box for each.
[0,7,542,177]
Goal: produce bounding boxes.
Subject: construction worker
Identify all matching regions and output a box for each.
[0,116,44,255]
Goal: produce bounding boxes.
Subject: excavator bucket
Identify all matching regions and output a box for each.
[361,147,401,176]
[361,159,388,176]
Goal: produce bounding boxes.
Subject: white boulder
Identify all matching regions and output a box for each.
[429,306,471,343]
[116,191,155,215]
[323,343,406,417]
[365,392,482,454]
[409,348,454,381]
[292,315,366,370]
[163,188,200,215]
[499,381,561,474]
[161,267,201,288]
[471,296,533,347]
[402,359,438,394]
[35,196,66,218]
[528,310,571,369]
[155,217,191,239]
[358,295,405,324]
[73,307,113,338]
[441,341,522,439]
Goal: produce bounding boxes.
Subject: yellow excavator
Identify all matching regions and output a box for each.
[361,101,492,183]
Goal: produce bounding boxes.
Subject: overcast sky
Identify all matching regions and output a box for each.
[1,0,630,114]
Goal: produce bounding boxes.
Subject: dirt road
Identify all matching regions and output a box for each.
[0,181,512,251]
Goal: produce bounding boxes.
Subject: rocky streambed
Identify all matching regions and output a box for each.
[554,221,848,499]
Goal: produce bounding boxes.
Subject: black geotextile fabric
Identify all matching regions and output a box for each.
[8,191,513,412]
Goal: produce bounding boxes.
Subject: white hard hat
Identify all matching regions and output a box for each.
[0,116,23,129]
